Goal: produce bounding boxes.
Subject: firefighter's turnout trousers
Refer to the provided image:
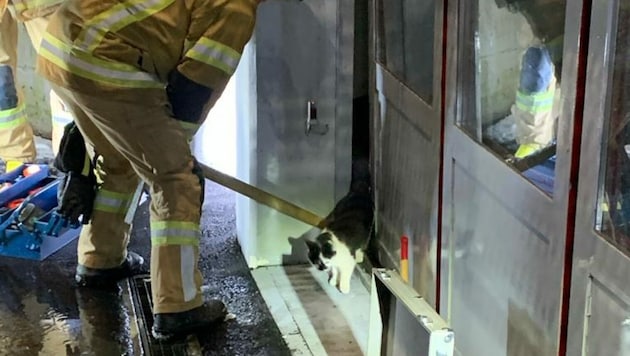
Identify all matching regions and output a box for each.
[0,7,41,161]
[54,85,205,313]
[0,0,65,161]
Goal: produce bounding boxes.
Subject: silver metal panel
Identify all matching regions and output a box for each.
[334,0,356,202]
[367,269,454,356]
[447,159,562,356]
[441,0,583,354]
[373,75,440,304]
[568,0,630,353]
[371,0,443,308]
[587,273,630,356]
[235,0,354,267]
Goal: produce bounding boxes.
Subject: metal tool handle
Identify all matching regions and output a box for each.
[198,162,325,228]
[118,165,326,229]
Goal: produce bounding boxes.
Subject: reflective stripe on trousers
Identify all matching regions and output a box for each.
[52,84,204,313]
[0,104,26,129]
[93,188,133,215]
[0,103,35,162]
[151,220,201,303]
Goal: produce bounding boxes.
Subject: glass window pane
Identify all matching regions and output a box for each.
[456,0,567,196]
[377,0,435,103]
[596,4,630,256]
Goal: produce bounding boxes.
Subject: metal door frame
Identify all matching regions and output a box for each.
[441,0,585,353]
[567,0,630,354]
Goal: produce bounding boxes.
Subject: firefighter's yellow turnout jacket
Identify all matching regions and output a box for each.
[38,0,257,120]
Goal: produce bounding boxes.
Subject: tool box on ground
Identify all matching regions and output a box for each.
[0,163,81,261]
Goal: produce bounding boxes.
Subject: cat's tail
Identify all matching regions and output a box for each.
[350,158,371,194]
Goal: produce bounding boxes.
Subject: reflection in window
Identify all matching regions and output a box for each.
[596,5,630,256]
[456,0,566,195]
[376,0,435,103]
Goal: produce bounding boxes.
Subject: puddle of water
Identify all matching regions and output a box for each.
[0,280,141,356]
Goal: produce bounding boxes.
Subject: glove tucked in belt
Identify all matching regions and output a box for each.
[57,171,96,223]
[54,122,97,225]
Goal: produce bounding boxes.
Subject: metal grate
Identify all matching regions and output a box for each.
[126,274,202,356]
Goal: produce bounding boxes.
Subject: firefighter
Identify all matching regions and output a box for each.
[0,0,65,169]
[37,0,264,340]
[496,0,565,158]
[511,45,558,158]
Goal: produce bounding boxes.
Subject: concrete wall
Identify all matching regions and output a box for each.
[16,24,51,138]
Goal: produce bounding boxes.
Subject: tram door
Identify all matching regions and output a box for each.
[441,0,585,355]
[371,0,444,306]
[567,2,630,355]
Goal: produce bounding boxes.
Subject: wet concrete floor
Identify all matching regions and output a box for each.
[0,181,291,356]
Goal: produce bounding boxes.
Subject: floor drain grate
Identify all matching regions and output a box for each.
[127,274,202,356]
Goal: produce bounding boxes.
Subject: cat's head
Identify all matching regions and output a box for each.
[305,231,336,270]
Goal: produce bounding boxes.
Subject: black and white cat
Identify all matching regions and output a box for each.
[305,160,374,294]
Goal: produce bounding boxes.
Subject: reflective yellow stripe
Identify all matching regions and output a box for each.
[185,37,241,75]
[81,154,91,177]
[12,0,62,13]
[39,33,162,89]
[152,236,200,246]
[13,1,27,11]
[515,88,555,114]
[152,221,199,230]
[151,221,200,246]
[12,0,61,9]
[75,0,175,52]
[0,104,27,130]
[94,189,132,214]
[514,143,542,159]
[179,121,200,139]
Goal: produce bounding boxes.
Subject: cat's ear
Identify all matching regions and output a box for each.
[305,239,319,252]
[316,231,333,244]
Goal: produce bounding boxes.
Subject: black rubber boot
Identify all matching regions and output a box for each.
[75,251,146,287]
[151,299,227,341]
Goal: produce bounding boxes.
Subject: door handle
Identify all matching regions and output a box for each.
[305,100,329,136]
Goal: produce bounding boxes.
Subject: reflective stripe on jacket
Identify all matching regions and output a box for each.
[10,0,64,20]
[37,0,258,102]
[512,76,559,147]
[515,86,555,115]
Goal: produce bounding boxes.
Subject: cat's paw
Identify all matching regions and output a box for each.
[339,285,351,294]
[328,277,337,286]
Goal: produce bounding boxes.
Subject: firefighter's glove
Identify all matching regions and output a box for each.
[54,122,97,224]
[166,69,214,124]
[54,122,91,173]
[57,171,97,224]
